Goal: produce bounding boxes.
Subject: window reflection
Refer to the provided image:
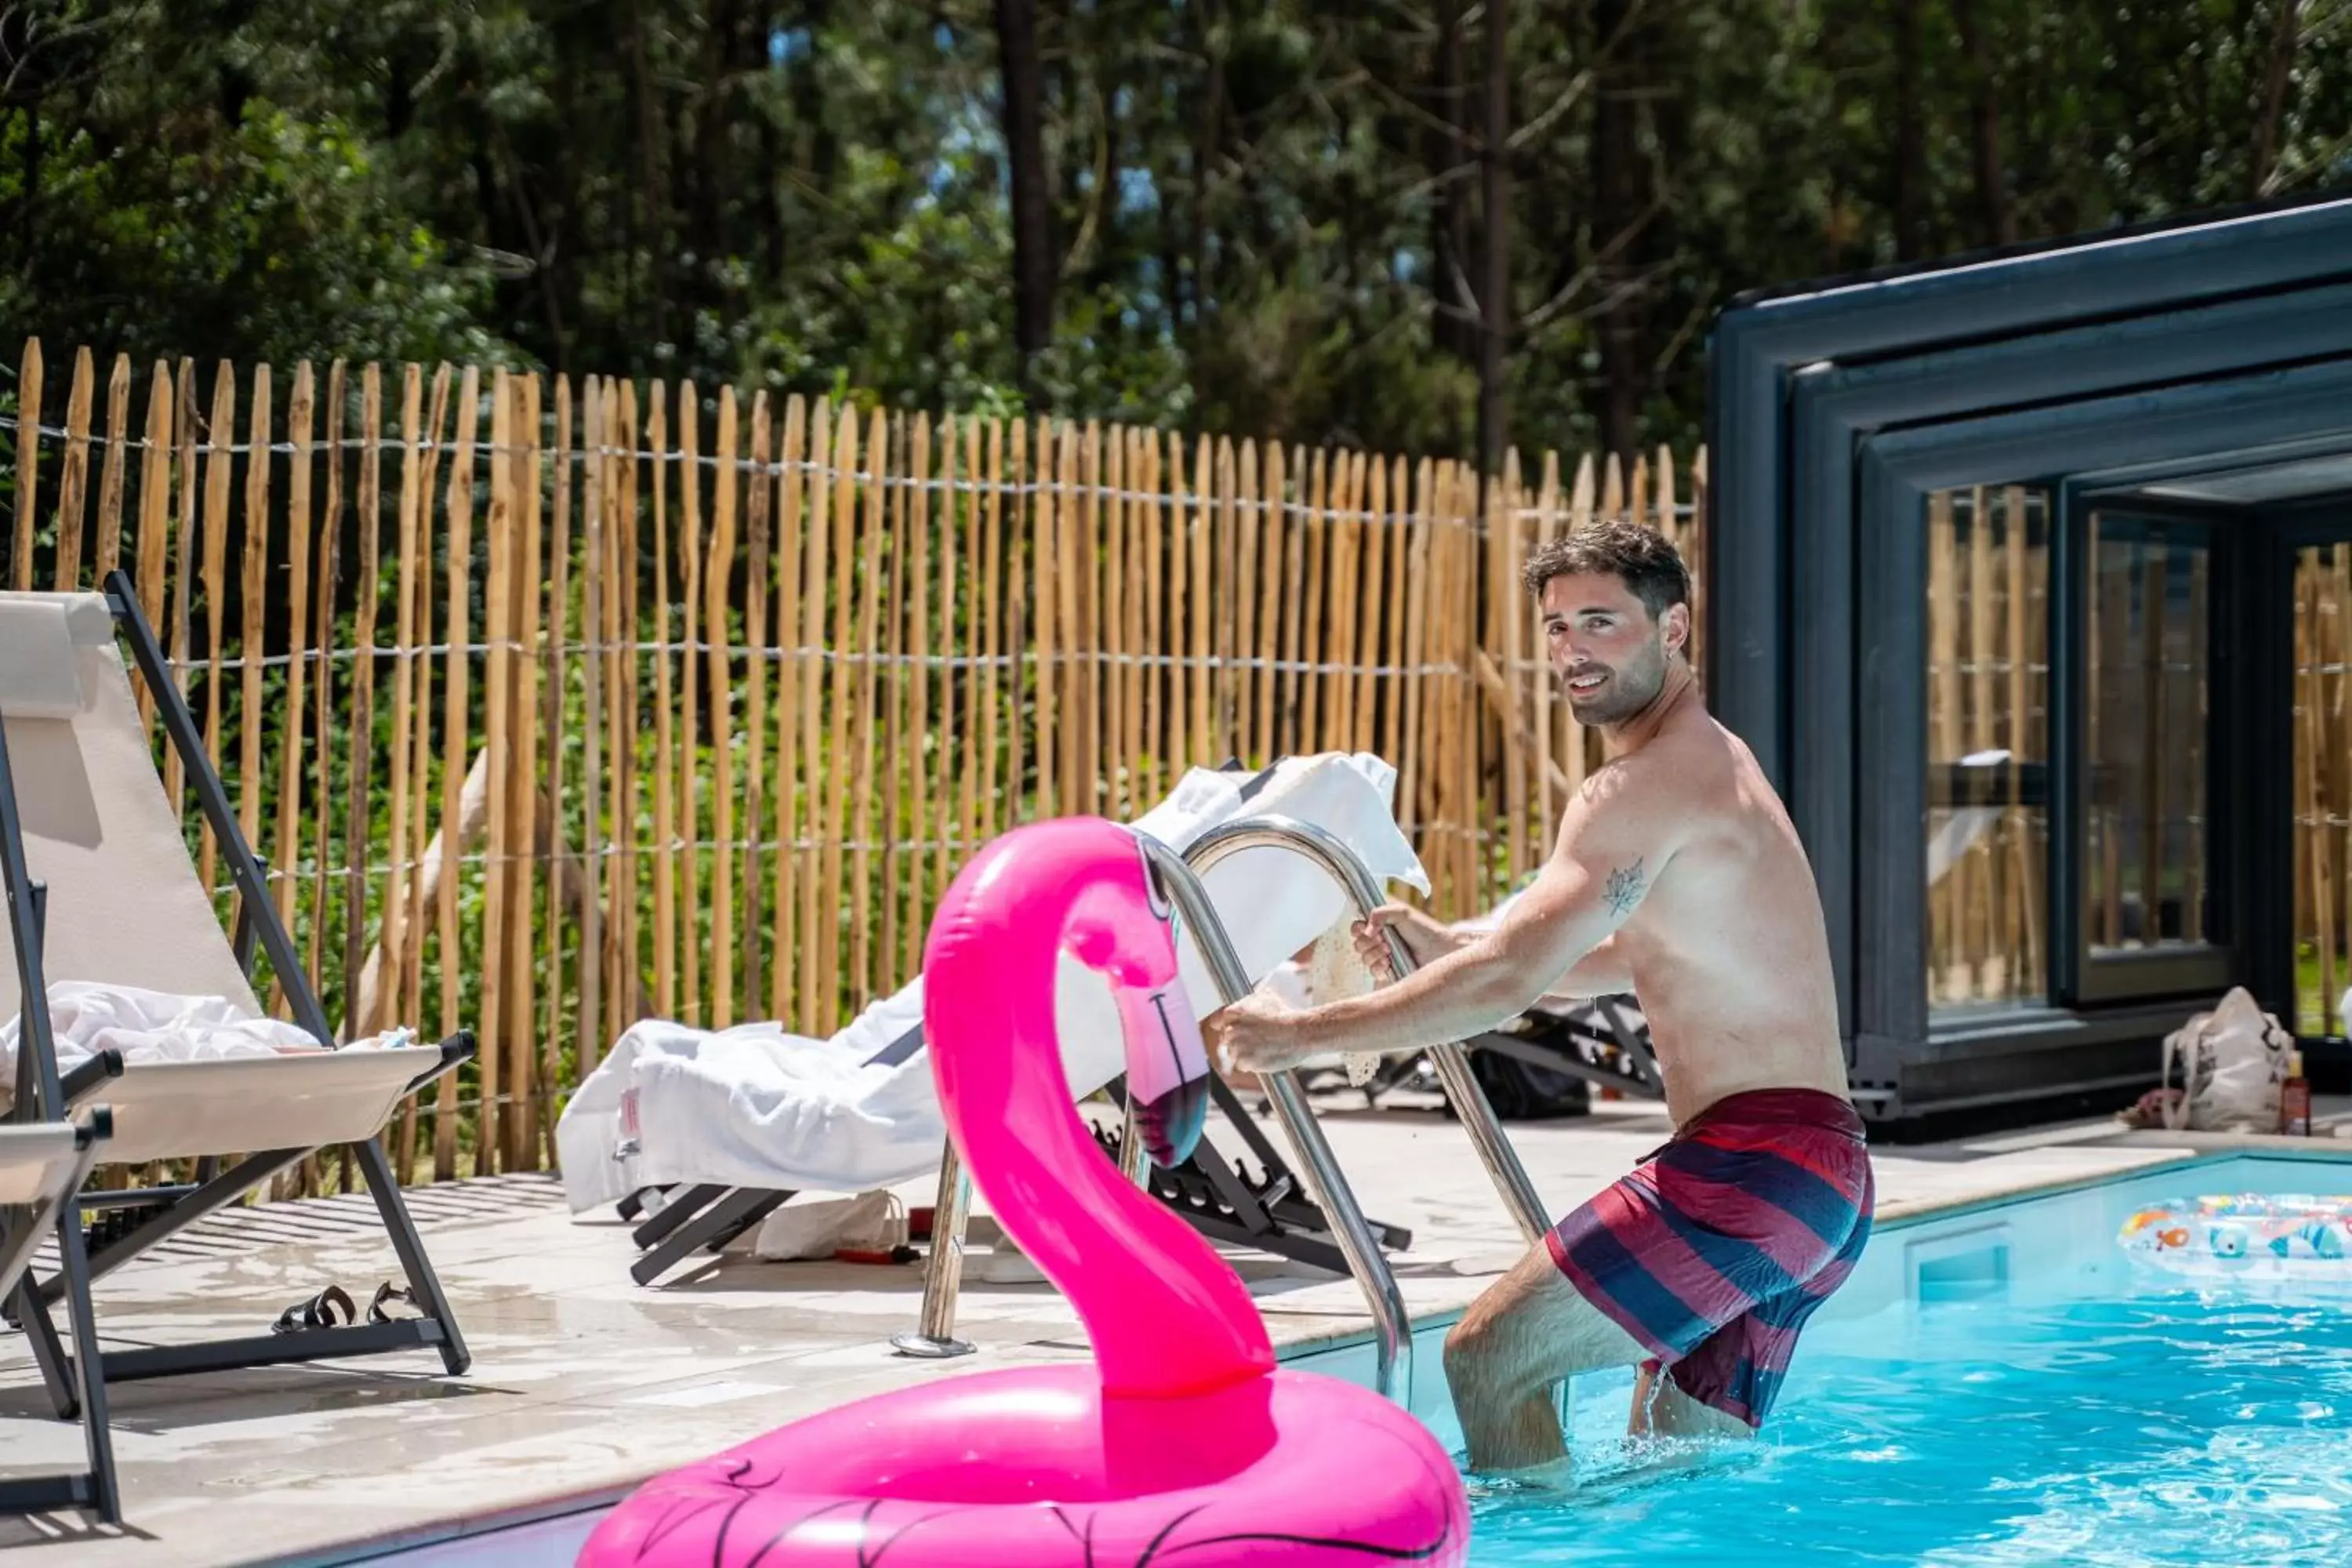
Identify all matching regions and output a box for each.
[2294,542,2349,1036]
[1926,485,2049,1012]
[2085,519,2213,960]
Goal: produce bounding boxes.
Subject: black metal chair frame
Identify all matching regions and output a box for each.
[1468,993,1665,1101]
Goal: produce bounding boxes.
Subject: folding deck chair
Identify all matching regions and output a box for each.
[0,1109,114,1521]
[0,575,474,1512]
[614,756,1414,1285]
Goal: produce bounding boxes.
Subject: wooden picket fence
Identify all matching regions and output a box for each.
[1,339,1704,1185]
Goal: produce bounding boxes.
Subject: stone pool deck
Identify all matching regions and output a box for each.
[4,1091,2348,1566]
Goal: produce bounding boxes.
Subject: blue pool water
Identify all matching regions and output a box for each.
[390,1152,2352,1566]
[1465,1153,2352,1566]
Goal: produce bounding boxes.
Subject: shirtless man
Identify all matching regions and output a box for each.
[1204,517,1873,1479]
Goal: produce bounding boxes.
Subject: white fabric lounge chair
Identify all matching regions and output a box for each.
[557,751,1432,1283]
[0,573,474,1486]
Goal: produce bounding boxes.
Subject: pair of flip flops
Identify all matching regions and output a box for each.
[270,1281,423,1334]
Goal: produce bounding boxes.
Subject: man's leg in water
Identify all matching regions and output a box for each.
[1628,1362,1755,1443]
[1443,1243,1650,1477]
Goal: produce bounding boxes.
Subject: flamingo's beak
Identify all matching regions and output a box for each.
[1116,979,1210,1168]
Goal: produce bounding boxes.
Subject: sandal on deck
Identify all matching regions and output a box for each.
[272,1283,357,1334]
[366,1282,423,1323]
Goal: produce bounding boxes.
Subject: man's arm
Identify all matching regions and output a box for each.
[1273,760,1677,1062]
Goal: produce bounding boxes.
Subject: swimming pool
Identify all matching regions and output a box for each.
[1443,1150,2352,1567]
[378,1149,2352,1566]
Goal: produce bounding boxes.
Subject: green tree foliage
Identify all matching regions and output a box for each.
[3,0,2347,460]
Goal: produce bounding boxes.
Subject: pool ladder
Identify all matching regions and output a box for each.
[890,814,1554,1403]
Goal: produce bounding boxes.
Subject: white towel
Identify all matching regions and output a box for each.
[0,979,414,1112]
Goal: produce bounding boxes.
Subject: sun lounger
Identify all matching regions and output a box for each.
[558,752,1432,1283]
[0,575,474,1516]
[0,1109,116,1521]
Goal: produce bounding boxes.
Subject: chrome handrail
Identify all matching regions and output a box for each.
[1184,814,1554,1248]
[890,1148,978,1359]
[1134,832,1410,1402]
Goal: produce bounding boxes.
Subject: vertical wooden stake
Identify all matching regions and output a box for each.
[819,405,857,1025]
[849,408,887,1009]
[579,378,607,1083]
[94,352,130,583]
[10,339,40,590]
[706,388,742,1026]
[133,361,175,732]
[269,364,316,1018]
[52,347,93,592]
[797,400,833,1026]
[677,381,704,1025]
[479,370,514,1173]
[980,419,1005,840]
[513,374,546,1167]
[649,386,677,1020]
[769,395,808,1021]
[434,364,479,1181]
[906,412,935,985]
[741,393,774,1011]
[338,364,387,1044]
[881,414,909,990]
[197,362,237,892]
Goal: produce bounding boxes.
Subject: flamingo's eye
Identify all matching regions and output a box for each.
[1138,840,1174,922]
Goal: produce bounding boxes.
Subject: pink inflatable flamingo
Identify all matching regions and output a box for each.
[575,815,1469,1566]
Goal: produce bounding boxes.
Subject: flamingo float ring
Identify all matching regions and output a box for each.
[575,815,1470,1566]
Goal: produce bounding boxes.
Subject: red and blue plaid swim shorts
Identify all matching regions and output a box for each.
[1544,1086,1875,1428]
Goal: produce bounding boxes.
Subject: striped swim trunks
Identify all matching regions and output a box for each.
[1544,1086,1875,1428]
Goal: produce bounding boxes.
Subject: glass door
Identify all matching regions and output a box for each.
[2061,506,2236,1006]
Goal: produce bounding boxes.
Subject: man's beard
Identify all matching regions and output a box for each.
[1561,643,1664,726]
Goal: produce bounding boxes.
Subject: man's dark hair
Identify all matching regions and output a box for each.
[1520,517,1690,622]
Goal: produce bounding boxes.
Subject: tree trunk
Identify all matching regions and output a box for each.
[1475,0,1511,483]
[803,0,838,194]
[1191,0,1224,349]
[1952,0,2013,249]
[1590,0,1644,471]
[632,0,670,347]
[1892,0,1926,260]
[686,0,734,326]
[2251,0,2304,199]
[1430,0,1475,367]
[996,0,1057,382]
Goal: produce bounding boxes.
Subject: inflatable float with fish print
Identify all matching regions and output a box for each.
[2118,1192,2352,1284]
